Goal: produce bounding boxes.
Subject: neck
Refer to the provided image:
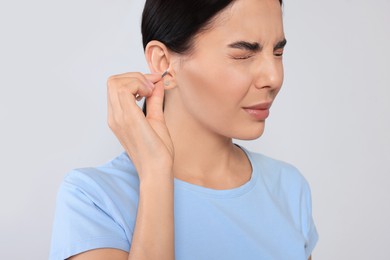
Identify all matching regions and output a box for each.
[163,93,249,185]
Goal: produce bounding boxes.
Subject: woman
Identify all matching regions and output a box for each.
[50,0,319,259]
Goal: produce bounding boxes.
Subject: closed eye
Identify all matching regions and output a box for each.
[228,38,287,59]
[274,48,285,57]
[232,55,254,60]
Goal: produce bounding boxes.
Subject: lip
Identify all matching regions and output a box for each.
[242,102,272,110]
[242,102,273,120]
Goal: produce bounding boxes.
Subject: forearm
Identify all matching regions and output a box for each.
[128,175,175,260]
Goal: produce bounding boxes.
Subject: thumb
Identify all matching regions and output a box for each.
[145,79,165,121]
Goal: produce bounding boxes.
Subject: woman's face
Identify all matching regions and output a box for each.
[171,0,286,140]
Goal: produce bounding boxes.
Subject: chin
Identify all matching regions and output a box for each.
[233,122,266,140]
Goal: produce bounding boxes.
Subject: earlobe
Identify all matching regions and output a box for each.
[162,75,176,90]
[164,80,171,87]
[161,67,176,90]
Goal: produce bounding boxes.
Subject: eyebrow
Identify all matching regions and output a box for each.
[228,38,287,52]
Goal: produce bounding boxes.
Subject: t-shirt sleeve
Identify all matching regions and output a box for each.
[49,171,130,260]
[300,178,319,259]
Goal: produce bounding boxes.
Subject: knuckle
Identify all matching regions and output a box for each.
[107,115,118,127]
[107,120,117,131]
[107,79,118,92]
[107,75,117,85]
[107,77,145,96]
[133,72,143,78]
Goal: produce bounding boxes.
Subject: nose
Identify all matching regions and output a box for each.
[253,55,284,91]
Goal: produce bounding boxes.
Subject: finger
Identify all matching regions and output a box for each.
[110,72,161,81]
[107,81,140,131]
[109,72,161,90]
[107,77,149,131]
[145,79,165,120]
[106,72,164,121]
[144,73,163,85]
[132,73,162,101]
[109,77,153,100]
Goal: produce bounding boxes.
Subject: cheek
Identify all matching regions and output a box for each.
[175,59,265,140]
[177,59,252,113]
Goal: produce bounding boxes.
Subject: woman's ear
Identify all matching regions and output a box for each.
[145,40,177,90]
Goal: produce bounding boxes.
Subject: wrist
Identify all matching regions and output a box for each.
[139,171,174,185]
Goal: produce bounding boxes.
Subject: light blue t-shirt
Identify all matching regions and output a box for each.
[49,145,318,260]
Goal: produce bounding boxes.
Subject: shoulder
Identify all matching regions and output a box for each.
[244,148,314,213]
[62,152,139,194]
[247,149,310,193]
[57,151,140,214]
[246,148,319,256]
[50,152,137,259]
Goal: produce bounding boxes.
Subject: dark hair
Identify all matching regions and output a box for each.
[141,0,283,115]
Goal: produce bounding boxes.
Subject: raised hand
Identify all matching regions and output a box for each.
[107,72,174,181]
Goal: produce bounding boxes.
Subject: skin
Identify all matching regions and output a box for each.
[163,0,285,187]
[69,0,312,259]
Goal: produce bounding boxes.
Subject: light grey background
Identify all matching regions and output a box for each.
[1,0,389,259]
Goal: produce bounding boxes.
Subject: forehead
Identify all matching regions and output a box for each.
[198,0,284,43]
